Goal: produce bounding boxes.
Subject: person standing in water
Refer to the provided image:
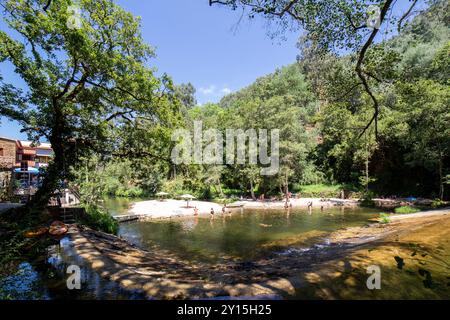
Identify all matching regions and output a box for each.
[193,207,198,216]
[307,201,313,214]
[210,208,215,218]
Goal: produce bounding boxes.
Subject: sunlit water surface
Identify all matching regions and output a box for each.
[3,198,447,299]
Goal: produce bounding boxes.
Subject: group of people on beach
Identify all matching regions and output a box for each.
[192,204,232,219]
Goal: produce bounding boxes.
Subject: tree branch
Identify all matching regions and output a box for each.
[398,0,419,32]
[43,0,52,12]
[112,149,173,164]
[356,0,394,139]
[331,82,363,103]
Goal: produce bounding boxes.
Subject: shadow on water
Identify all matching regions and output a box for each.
[2,202,449,300]
[288,238,450,299]
[0,236,146,300]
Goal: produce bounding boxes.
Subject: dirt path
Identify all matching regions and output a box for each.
[69,209,450,299]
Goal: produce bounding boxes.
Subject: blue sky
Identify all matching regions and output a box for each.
[115,0,300,103]
[0,0,427,140]
[1,0,300,140]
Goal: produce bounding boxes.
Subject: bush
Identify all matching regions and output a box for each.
[222,187,242,197]
[359,191,376,207]
[213,197,238,204]
[292,184,342,198]
[115,186,144,198]
[394,206,421,214]
[431,198,447,208]
[161,178,192,197]
[379,213,391,224]
[79,206,119,235]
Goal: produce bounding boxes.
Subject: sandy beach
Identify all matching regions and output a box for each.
[128,199,223,218]
[232,198,358,209]
[126,197,358,219]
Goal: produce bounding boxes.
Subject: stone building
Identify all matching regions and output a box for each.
[0,137,17,200]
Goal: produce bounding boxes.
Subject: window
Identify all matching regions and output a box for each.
[0,148,3,156]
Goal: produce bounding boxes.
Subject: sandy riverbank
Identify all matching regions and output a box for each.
[128,199,223,218]
[69,208,450,299]
[232,198,358,209]
[126,197,357,219]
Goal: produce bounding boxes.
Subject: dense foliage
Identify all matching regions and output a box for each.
[0,0,181,207]
[1,0,449,204]
[73,1,449,201]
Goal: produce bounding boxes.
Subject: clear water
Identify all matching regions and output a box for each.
[117,206,380,263]
[0,237,146,300]
[2,198,448,299]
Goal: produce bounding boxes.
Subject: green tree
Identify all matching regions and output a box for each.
[0,0,178,206]
[394,79,450,199]
[210,0,432,137]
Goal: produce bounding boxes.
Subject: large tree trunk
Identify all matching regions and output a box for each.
[30,105,67,209]
[31,139,65,209]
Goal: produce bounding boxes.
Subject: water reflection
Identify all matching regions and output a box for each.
[118,207,380,263]
[0,237,146,300]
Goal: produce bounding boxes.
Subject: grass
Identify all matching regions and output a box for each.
[293,184,342,197]
[394,205,421,214]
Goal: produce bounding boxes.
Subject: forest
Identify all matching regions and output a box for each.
[70,0,449,203]
[1,0,449,208]
[0,0,450,303]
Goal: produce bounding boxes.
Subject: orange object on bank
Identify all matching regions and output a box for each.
[48,221,68,236]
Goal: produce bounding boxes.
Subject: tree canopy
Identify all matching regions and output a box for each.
[0,0,181,205]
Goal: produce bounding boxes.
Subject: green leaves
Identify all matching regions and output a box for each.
[0,0,181,206]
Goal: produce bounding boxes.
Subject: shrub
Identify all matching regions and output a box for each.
[161,178,191,197]
[79,206,118,235]
[431,198,447,208]
[379,213,391,224]
[394,206,420,214]
[360,191,376,207]
[292,184,342,198]
[115,186,144,198]
[222,187,242,197]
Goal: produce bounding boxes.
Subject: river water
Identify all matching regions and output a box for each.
[1,198,448,299]
[116,204,379,263]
